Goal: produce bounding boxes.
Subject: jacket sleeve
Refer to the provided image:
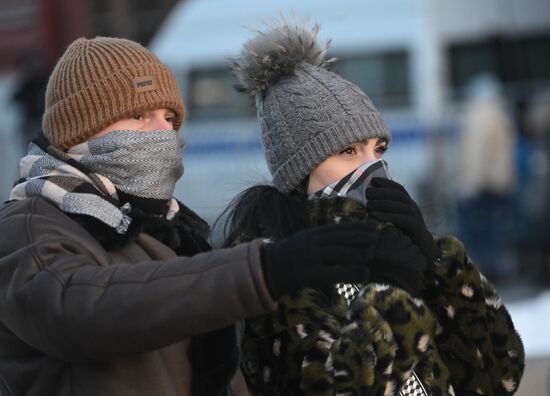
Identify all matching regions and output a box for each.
[0,198,277,361]
[420,235,525,395]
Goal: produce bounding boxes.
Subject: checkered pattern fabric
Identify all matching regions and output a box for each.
[335,282,361,305]
[400,371,429,396]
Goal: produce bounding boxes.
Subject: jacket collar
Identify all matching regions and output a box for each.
[69,200,211,254]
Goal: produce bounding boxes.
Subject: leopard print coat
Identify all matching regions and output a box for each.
[237,197,525,396]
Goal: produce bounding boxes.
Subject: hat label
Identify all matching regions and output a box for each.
[133,76,158,93]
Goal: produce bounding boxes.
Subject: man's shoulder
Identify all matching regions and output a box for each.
[0,197,64,220]
[0,198,81,237]
[0,197,109,257]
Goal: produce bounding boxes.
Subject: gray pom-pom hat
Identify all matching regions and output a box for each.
[231,22,391,193]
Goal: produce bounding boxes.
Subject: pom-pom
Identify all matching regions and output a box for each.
[230,20,334,96]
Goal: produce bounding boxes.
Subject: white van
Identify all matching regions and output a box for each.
[150,0,550,227]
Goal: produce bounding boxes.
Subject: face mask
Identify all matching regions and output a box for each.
[69,129,184,200]
[309,158,391,206]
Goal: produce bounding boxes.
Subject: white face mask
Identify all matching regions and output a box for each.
[70,129,184,200]
[309,159,391,206]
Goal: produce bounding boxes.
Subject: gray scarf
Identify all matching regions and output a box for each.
[75,129,184,200]
[10,130,183,233]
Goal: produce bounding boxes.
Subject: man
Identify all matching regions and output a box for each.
[0,37,380,395]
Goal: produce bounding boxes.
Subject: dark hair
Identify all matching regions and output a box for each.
[219,184,309,247]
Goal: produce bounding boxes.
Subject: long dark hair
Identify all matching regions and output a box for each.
[219,184,310,247]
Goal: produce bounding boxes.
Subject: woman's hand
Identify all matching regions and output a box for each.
[369,226,427,295]
[366,177,441,266]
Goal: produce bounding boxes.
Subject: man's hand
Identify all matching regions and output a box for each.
[261,222,379,299]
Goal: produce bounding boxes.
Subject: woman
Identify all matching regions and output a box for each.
[223,21,525,395]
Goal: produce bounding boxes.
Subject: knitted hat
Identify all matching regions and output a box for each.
[42,37,185,148]
[231,22,391,193]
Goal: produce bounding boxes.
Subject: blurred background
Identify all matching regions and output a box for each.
[0,0,549,393]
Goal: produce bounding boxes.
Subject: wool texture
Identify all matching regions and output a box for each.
[42,36,184,148]
[231,21,391,193]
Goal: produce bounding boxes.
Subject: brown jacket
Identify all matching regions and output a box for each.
[0,197,277,395]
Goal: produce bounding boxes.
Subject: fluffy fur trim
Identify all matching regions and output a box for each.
[230,20,335,96]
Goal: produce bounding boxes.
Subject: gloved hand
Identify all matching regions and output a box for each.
[369,226,428,296]
[261,222,379,300]
[366,177,441,266]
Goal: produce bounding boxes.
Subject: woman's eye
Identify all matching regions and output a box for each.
[375,145,388,154]
[131,114,143,120]
[339,146,356,155]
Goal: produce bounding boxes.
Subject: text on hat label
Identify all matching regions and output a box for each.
[133,76,158,93]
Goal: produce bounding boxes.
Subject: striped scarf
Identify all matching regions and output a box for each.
[309,158,390,204]
[9,131,183,234]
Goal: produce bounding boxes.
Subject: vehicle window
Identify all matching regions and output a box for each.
[187,67,255,121]
[333,50,411,108]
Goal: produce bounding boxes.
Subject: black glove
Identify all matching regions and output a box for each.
[369,226,428,295]
[261,222,379,300]
[366,177,440,265]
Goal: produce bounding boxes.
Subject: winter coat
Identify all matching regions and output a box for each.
[0,197,277,396]
[235,197,525,395]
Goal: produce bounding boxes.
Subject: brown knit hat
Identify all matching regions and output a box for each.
[42,36,185,148]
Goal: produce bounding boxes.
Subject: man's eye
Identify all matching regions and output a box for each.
[131,114,143,120]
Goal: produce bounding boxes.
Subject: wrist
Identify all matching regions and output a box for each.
[259,239,283,300]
